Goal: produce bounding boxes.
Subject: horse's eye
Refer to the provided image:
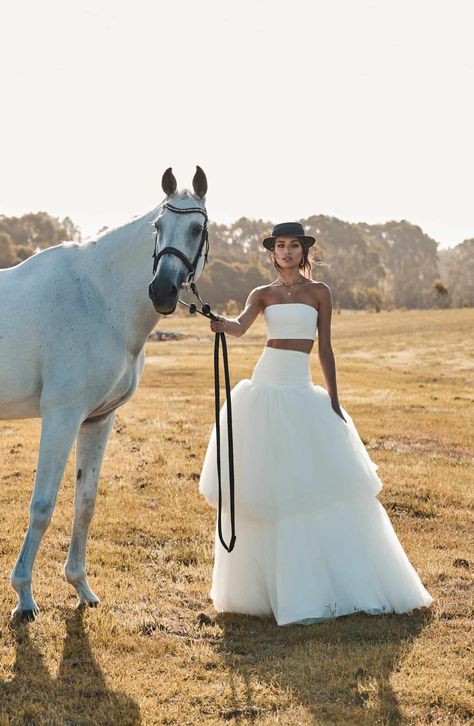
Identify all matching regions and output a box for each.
[192,225,202,236]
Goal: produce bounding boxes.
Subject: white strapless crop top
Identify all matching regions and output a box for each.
[263,303,318,340]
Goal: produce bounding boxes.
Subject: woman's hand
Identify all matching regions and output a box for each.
[210,315,227,334]
[331,400,347,423]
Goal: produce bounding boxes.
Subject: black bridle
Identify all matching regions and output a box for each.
[150,201,236,554]
[151,202,209,281]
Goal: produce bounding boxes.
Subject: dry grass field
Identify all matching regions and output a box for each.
[0,307,473,725]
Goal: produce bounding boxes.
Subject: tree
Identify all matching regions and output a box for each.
[381,221,439,308]
[446,239,474,307]
[433,278,450,308]
[0,233,15,267]
[0,212,80,251]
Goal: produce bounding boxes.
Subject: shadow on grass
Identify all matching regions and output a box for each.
[0,609,140,725]
[214,605,433,724]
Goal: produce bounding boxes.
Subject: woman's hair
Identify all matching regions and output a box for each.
[268,239,322,279]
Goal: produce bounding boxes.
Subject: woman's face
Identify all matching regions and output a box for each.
[272,236,303,269]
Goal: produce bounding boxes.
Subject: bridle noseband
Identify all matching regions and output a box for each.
[151,202,209,283]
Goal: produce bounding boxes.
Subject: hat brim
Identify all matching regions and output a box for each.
[262,235,315,250]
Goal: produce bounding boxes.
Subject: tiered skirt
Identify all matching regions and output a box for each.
[199,346,433,625]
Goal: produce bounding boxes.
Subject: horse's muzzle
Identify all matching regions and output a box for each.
[148,279,179,315]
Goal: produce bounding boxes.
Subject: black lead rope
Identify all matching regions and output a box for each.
[177,288,236,553]
[213,330,236,552]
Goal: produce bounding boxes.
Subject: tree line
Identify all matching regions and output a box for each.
[0,211,472,311]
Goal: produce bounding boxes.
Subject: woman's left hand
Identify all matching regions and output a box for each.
[331,400,347,423]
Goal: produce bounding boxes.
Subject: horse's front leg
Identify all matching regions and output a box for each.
[10,405,83,623]
[64,411,116,608]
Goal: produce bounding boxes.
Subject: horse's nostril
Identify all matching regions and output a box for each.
[148,278,179,313]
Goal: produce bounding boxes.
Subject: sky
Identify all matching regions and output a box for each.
[1,0,473,249]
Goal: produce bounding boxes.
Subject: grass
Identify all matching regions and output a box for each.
[0,307,473,725]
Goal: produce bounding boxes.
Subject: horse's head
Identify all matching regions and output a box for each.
[148,165,209,314]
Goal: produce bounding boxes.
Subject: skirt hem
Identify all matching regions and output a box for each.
[210,597,434,627]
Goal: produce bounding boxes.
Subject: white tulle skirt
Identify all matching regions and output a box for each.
[199,346,433,625]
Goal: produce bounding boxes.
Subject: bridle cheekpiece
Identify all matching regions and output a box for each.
[151,201,209,285]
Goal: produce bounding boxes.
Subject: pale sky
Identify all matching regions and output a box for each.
[1,0,473,249]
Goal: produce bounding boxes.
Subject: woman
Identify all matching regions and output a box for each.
[198,221,433,626]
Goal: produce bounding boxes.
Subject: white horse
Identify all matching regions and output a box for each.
[0,166,209,621]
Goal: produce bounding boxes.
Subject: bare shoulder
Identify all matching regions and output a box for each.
[297,279,332,310]
[313,280,331,293]
[258,282,276,294]
[244,285,266,310]
[313,281,332,308]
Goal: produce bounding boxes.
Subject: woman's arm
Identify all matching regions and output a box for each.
[210,288,262,336]
[316,284,346,421]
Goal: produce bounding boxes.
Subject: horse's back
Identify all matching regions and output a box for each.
[1,244,75,335]
[1,243,70,300]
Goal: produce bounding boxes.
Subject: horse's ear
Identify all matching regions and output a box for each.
[192,165,207,198]
[162,167,177,196]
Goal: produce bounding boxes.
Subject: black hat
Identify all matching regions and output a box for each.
[262,221,315,249]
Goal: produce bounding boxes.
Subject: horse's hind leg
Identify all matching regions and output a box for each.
[10,406,83,623]
[64,412,116,608]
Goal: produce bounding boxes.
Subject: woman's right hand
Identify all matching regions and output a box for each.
[331,399,347,424]
[210,316,227,334]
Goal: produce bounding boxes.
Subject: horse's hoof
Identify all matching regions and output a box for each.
[77,598,100,610]
[10,607,39,625]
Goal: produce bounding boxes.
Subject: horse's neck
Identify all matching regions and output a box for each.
[87,209,161,353]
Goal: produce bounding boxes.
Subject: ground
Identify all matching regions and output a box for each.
[0,307,473,725]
